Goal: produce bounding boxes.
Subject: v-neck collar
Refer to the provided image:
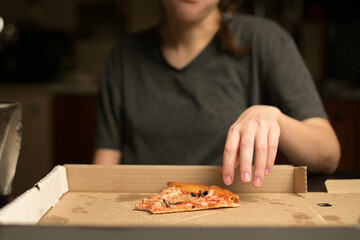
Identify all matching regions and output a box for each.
[151,28,219,73]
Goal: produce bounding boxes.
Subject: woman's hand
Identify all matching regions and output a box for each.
[222,105,281,187]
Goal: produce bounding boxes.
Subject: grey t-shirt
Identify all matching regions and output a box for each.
[95,14,327,165]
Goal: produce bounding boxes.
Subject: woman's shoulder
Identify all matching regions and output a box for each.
[229,14,292,43]
[102,27,158,67]
[230,14,285,33]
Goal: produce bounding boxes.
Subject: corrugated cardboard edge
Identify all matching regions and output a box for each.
[325,179,360,193]
[0,165,68,225]
[294,166,307,193]
[64,164,307,193]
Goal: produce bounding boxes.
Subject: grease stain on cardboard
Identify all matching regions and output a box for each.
[270,201,294,207]
[323,215,342,222]
[84,201,97,206]
[79,194,99,200]
[72,207,88,214]
[292,212,312,220]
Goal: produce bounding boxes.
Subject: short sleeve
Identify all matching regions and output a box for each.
[259,21,328,120]
[95,45,123,150]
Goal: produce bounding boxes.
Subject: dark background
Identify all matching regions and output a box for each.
[0,0,359,197]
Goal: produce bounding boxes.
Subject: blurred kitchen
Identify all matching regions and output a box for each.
[0,0,359,197]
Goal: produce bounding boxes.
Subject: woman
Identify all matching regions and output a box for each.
[93,0,340,187]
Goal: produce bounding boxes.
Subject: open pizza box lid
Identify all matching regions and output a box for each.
[0,164,360,228]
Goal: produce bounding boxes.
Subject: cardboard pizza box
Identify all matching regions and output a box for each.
[0,164,359,229]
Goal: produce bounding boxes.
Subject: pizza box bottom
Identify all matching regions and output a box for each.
[1,164,360,227]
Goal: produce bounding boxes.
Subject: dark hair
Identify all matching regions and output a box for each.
[218,0,252,55]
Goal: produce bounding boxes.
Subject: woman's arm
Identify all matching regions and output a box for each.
[279,115,340,174]
[93,148,122,165]
[222,105,340,187]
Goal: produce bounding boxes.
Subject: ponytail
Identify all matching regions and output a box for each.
[218,0,252,55]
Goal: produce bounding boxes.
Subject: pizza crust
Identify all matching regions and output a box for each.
[167,182,211,192]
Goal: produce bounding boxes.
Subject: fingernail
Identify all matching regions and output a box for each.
[242,172,250,182]
[265,168,270,176]
[224,175,232,185]
[254,177,262,187]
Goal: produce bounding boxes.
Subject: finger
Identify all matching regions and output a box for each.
[239,129,256,183]
[265,123,280,176]
[222,127,240,185]
[234,151,240,169]
[253,127,268,187]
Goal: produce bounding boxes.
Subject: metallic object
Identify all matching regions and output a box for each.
[0,16,4,34]
[0,102,22,207]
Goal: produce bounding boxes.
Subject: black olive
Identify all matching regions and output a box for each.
[163,199,171,208]
[192,205,196,208]
[191,192,197,197]
[169,202,183,205]
[198,190,208,197]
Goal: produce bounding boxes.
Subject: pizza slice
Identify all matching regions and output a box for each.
[135,181,240,214]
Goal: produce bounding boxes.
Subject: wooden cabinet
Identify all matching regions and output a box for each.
[323,99,360,173]
[53,95,97,165]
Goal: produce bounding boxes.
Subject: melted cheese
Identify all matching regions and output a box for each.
[160,189,182,199]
